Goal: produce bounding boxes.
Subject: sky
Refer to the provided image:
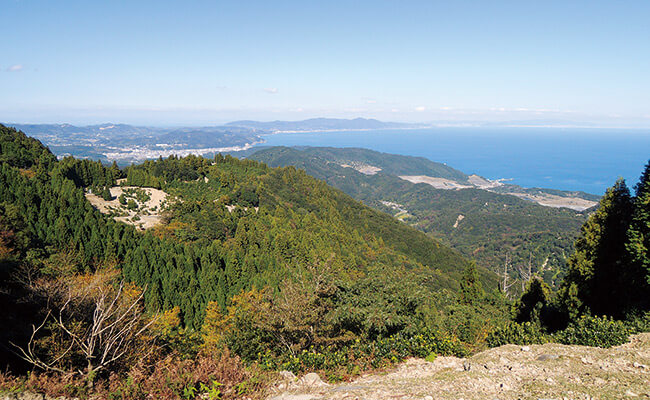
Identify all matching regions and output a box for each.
[1,0,650,126]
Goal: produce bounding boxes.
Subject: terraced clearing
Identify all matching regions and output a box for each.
[85,186,168,230]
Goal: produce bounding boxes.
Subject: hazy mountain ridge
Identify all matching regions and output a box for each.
[226,117,422,132]
[250,146,598,206]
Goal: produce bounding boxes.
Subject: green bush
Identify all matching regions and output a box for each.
[486,322,548,347]
[127,199,137,210]
[624,311,650,334]
[258,329,467,375]
[554,315,629,348]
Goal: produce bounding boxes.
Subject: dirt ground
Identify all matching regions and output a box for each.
[268,333,650,400]
[398,175,597,211]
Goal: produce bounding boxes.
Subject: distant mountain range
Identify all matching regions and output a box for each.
[226,117,421,132]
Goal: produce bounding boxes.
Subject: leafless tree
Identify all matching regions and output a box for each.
[515,253,534,291]
[500,253,517,299]
[13,278,155,384]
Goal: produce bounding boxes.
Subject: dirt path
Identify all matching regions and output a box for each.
[268,334,650,400]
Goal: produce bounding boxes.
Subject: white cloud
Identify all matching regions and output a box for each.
[263,87,279,94]
[414,106,426,112]
[6,64,24,72]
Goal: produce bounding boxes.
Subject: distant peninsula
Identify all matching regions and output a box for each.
[4,118,421,163]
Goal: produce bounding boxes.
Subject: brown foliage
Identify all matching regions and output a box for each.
[104,349,268,400]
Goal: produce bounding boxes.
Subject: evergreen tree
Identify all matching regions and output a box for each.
[514,277,552,325]
[559,179,633,318]
[626,161,650,310]
[459,261,484,305]
[101,186,113,201]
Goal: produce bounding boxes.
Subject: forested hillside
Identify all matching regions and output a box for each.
[0,125,509,398]
[251,146,590,289]
[0,126,647,399]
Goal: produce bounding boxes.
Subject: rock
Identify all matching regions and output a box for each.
[299,372,328,387]
[279,370,297,381]
[463,360,471,371]
[521,346,531,352]
[332,385,366,392]
[632,362,646,369]
[594,377,606,385]
[424,396,434,400]
[625,390,638,397]
[536,354,559,361]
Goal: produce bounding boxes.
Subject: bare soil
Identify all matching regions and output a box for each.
[398,175,597,211]
[85,186,168,230]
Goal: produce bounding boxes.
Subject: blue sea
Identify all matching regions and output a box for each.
[258,127,650,195]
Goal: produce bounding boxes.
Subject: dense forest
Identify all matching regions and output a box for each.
[250,146,591,290]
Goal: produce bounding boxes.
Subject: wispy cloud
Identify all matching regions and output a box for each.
[6,64,24,72]
[263,87,279,94]
[414,106,426,112]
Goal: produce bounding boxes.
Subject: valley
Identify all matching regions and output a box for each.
[249,146,594,288]
[4,2,649,398]
[0,125,647,400]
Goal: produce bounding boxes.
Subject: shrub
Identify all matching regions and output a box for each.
[486,322,548,347]
[127,199,137,210]
[106,350,258,400]
[258,329,467,377]
[624,311,650,334]
[553,315,629,348]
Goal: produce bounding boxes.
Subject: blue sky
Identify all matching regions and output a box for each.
[1,0,650,126]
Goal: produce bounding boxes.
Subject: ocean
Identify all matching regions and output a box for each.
[258,127,650,195]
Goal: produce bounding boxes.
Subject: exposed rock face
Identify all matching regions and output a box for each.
[266,333,650,400]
